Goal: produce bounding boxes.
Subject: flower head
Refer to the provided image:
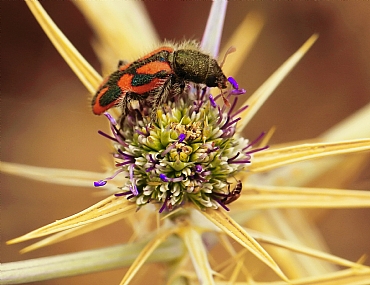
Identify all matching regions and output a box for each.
[94,78,264,212]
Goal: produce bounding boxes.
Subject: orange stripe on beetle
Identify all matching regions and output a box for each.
[136,61,172,75]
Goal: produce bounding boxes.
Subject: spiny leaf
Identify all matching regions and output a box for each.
[200,208,289,282]
[25,0,102,94]
[8,196,136,244]
[237,34,319,132]
[179,226,216,285]
[250,139,370,173]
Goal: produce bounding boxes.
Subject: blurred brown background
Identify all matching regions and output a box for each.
[1,1,370,284]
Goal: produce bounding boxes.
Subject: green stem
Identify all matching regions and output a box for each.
[1,236,183,284]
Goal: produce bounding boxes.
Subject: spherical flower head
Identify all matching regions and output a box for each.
[96,80,265,212]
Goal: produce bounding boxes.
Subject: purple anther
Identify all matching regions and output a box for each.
[209,94,217,108]
[94,180,107,187]
[160,173,169,182]
[178,133,186,143]
[228,76,239,89]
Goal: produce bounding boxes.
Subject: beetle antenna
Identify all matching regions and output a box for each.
[219,46,236,68]
[220,89,231,107]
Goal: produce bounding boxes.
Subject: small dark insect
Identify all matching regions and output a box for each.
[221,180,242,205]
[91,44,228,122]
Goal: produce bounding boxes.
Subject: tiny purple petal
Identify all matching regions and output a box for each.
[228,76,239,89]
[216,106,223,124]
[227,152,240,162]
[115,161,132,167]
[178,133,186,142]
[94,180,107,187]
[103,112,117,126]
[230,88,246,95]
[98,130,118,142]
[221,127,236,138]
[161,143,176,157]
[129,164,134,180]
[131,185,139,196]
[228,98,238,116]
[171,176,184,182]
[231,104,249,118]
[223,117,241,129]
[160,173,169,182]
[228,159,251,164]
[195,165,203,172]
[243,132,266,150]
[245,145,269,155]
[146,166,155,172]
[200,170,211,177]
[209,94,217,108]
[159,201,167,213]
[135,129,146,136]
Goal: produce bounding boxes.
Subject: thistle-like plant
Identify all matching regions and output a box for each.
[2,1,370,285]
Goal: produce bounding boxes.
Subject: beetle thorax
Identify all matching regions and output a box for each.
[171,50,211,84]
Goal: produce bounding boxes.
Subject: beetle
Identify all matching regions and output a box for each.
[91,44,228,121]
[221,180,242,205]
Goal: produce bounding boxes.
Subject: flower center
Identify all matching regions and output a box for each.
[94,80,267,212]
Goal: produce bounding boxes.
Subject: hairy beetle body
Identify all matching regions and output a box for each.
[92,44,228,121]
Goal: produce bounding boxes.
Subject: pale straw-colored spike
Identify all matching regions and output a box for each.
[321,102,370,142]
[74,1,158,61]
[230,267,370,285]
[248,210,337,277]
[179,226,216,285]
[201,0,228,57]
[236,184,370,209]
[200,207,289,282]
[220,11,264,76]
[7,196,136,244]
[119,228,178,285]
[237,34,319,132]
[250,138,370,173]
[0,161,116,188]
[25,0,102,94]
[19,213,128,253]
[249,103,370,188]
[246,228,361,271]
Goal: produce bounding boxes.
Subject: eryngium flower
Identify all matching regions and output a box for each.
[94,82,266,212]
